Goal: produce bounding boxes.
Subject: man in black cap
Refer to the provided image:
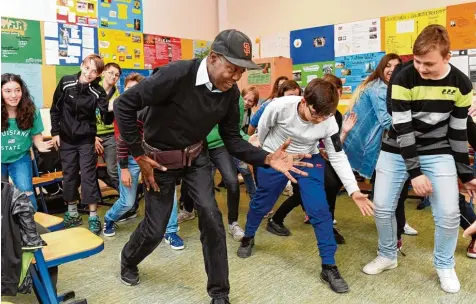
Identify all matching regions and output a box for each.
[114,29,312,303]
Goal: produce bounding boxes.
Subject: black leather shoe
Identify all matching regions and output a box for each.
[333,228,345,244]
[210,297,230,304]
[320,264,349,293]
[266,218,291,236]
[237,236,254,258]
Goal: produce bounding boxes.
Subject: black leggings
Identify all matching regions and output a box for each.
[272,161,342,224]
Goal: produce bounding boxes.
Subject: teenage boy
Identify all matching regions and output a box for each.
[363,25,476,294]
[237,78,375,294]
[96,62,122,190]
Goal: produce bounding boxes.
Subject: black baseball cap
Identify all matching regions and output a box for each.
[211,29,260,70]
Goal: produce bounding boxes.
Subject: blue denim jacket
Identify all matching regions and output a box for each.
[343,79,392,178]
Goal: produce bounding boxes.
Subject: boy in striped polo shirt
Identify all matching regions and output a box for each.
[363,25,476,293]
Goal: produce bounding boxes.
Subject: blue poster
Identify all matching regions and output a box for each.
[44,22,98,66]
[117,69,151,93]
[98,0,143,32]
[334,52,385,95]
[290,25,335,64]
[1,63,44,108]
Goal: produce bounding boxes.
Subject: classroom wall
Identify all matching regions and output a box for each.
[143,0,218,41]
[226,0,473,40]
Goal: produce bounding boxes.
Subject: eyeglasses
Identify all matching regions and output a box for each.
[308,105,333,120]
[106,71,120,78]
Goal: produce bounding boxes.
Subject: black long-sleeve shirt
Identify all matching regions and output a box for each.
[114,58,269,166]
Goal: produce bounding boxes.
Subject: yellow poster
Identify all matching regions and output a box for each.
[385,8,446,55]
[56,0,98,27]
[98,28,144,69]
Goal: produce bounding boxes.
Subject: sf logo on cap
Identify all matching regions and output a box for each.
[243,42,251,57]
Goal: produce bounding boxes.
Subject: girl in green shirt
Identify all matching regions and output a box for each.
[1,73,53,211]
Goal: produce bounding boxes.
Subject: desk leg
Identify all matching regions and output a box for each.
[34,251,59,304]
[31,267,49,304]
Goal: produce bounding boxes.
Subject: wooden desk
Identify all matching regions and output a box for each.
[34,212,64,232]
[37,227,104,267]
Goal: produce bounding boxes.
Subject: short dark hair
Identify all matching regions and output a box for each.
[104,62,122,76]
[322,74,343,91]
[303,78,338,116]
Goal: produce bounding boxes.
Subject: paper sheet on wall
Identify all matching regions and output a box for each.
[450,54,469,76]
[1,63,44,108]
[1,18,43,64]
[335,18,381,57]
[56,0,98,27]
[260,32,290,58]
[447,2,476,50]
[44,22,59,38]
[99,0,143,32]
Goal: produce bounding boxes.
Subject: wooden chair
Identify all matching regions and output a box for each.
[34,212,64,232]
[31,227,104,304]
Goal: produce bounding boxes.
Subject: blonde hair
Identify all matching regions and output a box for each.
[124,73,145,87]
[82,54,105,74]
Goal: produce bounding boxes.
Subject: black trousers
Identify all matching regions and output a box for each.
[272,161,342,224]
[209,146,240,224]
[121,151,229,298]
[59,140,101,204]
[459,194,476,240]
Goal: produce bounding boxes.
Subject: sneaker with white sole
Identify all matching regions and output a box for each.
[436,268,460,293]
[363,256,398,275]
[177,209,196,223]
[229,222,244,241]
[404,223,418,235]
[164,233,185,250]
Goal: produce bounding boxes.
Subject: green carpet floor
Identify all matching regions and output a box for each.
[3,186,476,304]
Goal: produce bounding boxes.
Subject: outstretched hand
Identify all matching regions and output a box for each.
[351,191,375,216]
[265,138,313,183]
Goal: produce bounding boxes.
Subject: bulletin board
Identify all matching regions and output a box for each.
[384,8,446,55]
[335,52,385,96]
[1,18,43,64]
[290,25,335,65]
[98,28,144,69]
[56,0,98,27]
[143,34,182,69]
[98,0,143,32]
[44,22,98,65]
[447,2,476,50]
[292,61,335,87]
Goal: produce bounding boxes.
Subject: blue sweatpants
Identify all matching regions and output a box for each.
[244,154,337,265]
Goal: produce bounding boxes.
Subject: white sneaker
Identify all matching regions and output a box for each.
[404,223,418,235]
[283,182,293,196]
[333,219,337,225]
[363,256,398,275]
[436,268,460,293]
[229,222,244,241]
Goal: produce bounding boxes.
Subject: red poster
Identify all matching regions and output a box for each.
[144,34,182,69]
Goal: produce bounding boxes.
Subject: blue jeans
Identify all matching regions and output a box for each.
[374,151,460,269]
[233,157,256,198]
[105,157,141,222]
[166,189,179,234]
[244,154,336,265]
[1,153,38,211]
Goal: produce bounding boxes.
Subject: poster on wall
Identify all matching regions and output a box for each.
[335,52,385,95]
[56,66,81,84]
[117,69,151,93]
[290,25,335,65]
[247,63,271,85]
[1,18,42,64]
[335,18,382,57]
[384,8,446,55]
[56,0,98,27]
[450,49,476,90]
[260,32,290,58]
[144,34,181,69]
[98,0,143,32]
[447,3,476,50]
[292,61,334,87]
[44,22,98,66]
[1,63,44,108]
[193,40,211,59]
[98,29,144,69]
